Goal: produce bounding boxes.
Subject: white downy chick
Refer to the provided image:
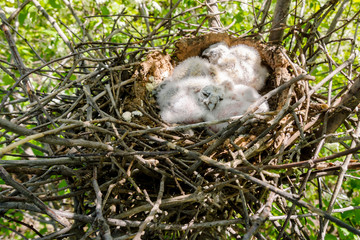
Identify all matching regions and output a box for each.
[198,84,225,111]
[202,42,255,88]
[167,56,213,82]
[157,76,225,124]
[208,64,232,84]
[160,93,207,124]
[202,42,231,66]
[182,76,227,112]
[230,44,262,66]
[230,44,269,91]
[222,60,254,87]
[205,82,269,132]
[155,80,178,110]
[156,76,216,109]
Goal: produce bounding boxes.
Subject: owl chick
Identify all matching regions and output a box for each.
[202,42,231,66]
[202,42,239,76]
[167,56,213,82]
[198,84,225,111]
[205,82,269,132]
[202,42,256,88]
[160,92,207,124]
[230,44,269,91]
[157,76,226,124]
[230,44,262,66]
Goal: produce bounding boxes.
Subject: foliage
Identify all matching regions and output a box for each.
[1,0,360,239]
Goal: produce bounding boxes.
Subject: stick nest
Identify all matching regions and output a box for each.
[1,33,329,239]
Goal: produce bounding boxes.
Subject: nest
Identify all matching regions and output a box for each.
[134,33,311,154]
[2,32,352,239]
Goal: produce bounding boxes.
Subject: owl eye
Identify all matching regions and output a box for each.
[202,91,210,97]
[159,82,167,89]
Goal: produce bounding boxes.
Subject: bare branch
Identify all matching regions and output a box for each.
[269,0,291,43]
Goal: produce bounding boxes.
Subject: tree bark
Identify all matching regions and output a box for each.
[317,76,360,137]
[269,0,291,44]
[206,0,221,29]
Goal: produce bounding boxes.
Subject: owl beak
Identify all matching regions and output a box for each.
[207,102,216,111]
[204,96,218,111]
[202,53,209,61]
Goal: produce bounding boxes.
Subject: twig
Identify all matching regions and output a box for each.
[31,0,73,51]
[113,193,206,219]
[319,119,360,239]
[0,118,115,152]
[0,166,70,227]
[134,175,165,239]
[243,187,277,239]
[92,167,113,240]
[237,144,360,171]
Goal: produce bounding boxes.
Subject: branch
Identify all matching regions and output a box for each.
[0,166,70,227]
[0,6,33,98]
[318,75,360,136]
[206,0,222,30]
[319,120,360,238]
[243,189,277,239]
[323,0,350,44]
[31,0,73,51]
[236,144,360,171]
[134,175,165,239]
[269,0,291,43]
[92,168,113,240]
[0,118,114,152]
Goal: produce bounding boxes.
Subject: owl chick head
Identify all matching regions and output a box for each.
[198,85,225,111]
[202,42,230,64]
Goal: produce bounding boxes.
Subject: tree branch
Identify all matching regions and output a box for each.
[269,0,291,44]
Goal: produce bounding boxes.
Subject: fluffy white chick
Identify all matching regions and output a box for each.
[157,76,226,124]
[167,56,213,82]
[230,44,262,65]
[198,84,224,111]
[160,93,207,124]
[155,80,177,110]
[205,82,269,132]
[202,42,231,65]
[230,44,269,91]
[208,64,231,84]
[202,42,257,88]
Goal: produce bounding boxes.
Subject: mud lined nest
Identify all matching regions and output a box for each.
[1,33,322,239]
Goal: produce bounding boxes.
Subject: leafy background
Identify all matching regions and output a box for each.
[1,0,360,239]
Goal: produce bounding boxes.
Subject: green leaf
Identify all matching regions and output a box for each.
[342,209,355,220]
[352,196,360,206]
[349,179,360,190]
[101,6,110,15]
[58,179,68,188]
[325,234,338,240]
[338,227,351,239]
[39,226,48,234]
[2,75,14,86]
[354,209,360,223]
[18,10,28,25]
[49,0,62,9]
